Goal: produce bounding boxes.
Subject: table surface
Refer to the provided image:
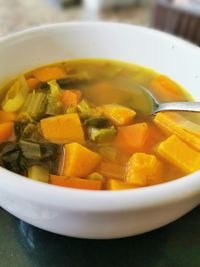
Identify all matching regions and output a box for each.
[0,206,200,267]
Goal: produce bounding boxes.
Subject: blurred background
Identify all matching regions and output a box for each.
[0,0,199,45]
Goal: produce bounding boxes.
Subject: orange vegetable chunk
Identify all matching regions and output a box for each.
[0,122,14,143]
[101,104,136,126]
[151,75,186,101]
[126,153,163,186]
[40,113,85,144]
[61,90,82,107]
[154,112,200,151]
[114,122,150,154]
[157,135,200,174]
[33,66,66,82]
[107,179,137,190]
[62,143,102,177]
[26,78,40,90]
[50,175,102,190]
[0,110,17,123]
[98,161,125,180]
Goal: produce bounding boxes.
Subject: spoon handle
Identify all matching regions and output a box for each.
[154,101,200,114]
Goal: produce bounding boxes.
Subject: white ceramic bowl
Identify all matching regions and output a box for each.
[0,22,200,239]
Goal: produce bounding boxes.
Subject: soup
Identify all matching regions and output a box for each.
[0,59,199,191]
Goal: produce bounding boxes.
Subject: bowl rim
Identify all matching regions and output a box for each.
[0,21,200,212]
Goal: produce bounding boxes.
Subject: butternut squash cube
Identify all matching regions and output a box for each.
[114,123,150,154]
[157,135,200,174]
[154,112,200,151]
[126,153,163,186]
[62,143,101,177]
[101,104,136,126]
[40,113,85,144]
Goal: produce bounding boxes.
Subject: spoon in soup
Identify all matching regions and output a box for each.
[134,82,200,115]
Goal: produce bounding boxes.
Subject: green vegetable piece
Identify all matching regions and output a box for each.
[19,90,47,120]
[87,172,105,183]
[84,116,109,128]
[46,80,62,116]
[88,126,116,142]
[65,106,78,114]
[0,142,26,174]
[28,165,49,183]
[77,99,91,119]
[22,123,41,141]
[19,140,41,160]
[2,76,29,112]
[77,99,101,119]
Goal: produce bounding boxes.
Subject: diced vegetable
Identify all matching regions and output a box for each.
[51,176,102,190]
[154,112,200,151]
[61,89,82,108]
[77,99,94,119]
[62,143,101,177]
[19,140,41,160]
[114,123,150,154]
[19,90,47,120]
[33,66,66,82]
[40,113,85,144]
[26,78,40,90]
[87,172,105,183]
[0,110,17,123]
[157,135,200,174]
[21,123,41,141]
[126,153,163,186]
[2,76,29,112]
[88,126,116,143]
[107,179,137,190]
[0,122,14,143]
[84,117,109,128]
[0,142,25,174]
[151,75,186,101]
[100,104,136,126]
[65,106,78,114]
[98,161,125,180]
[28,165,49,183]
[46,80,62,116]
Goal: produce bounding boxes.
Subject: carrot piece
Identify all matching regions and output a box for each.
[126,153,163,186]
[97,161,125,180]
[100,104,136,126]
[62,143,102,177]
[157,135,200,174]
[151,75,186,101]
[0,110,17,123]
[50,175,102,190]
[114,123,150,154]
[154,112,200,151]
[33,66,66,82]
[0,122,14,143]
[107,179,138,190]
[40,113,85,144]
[26,78,40,90]
[61,90,82,107]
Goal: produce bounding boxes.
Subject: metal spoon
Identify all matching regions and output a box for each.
[136,82,200,115]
